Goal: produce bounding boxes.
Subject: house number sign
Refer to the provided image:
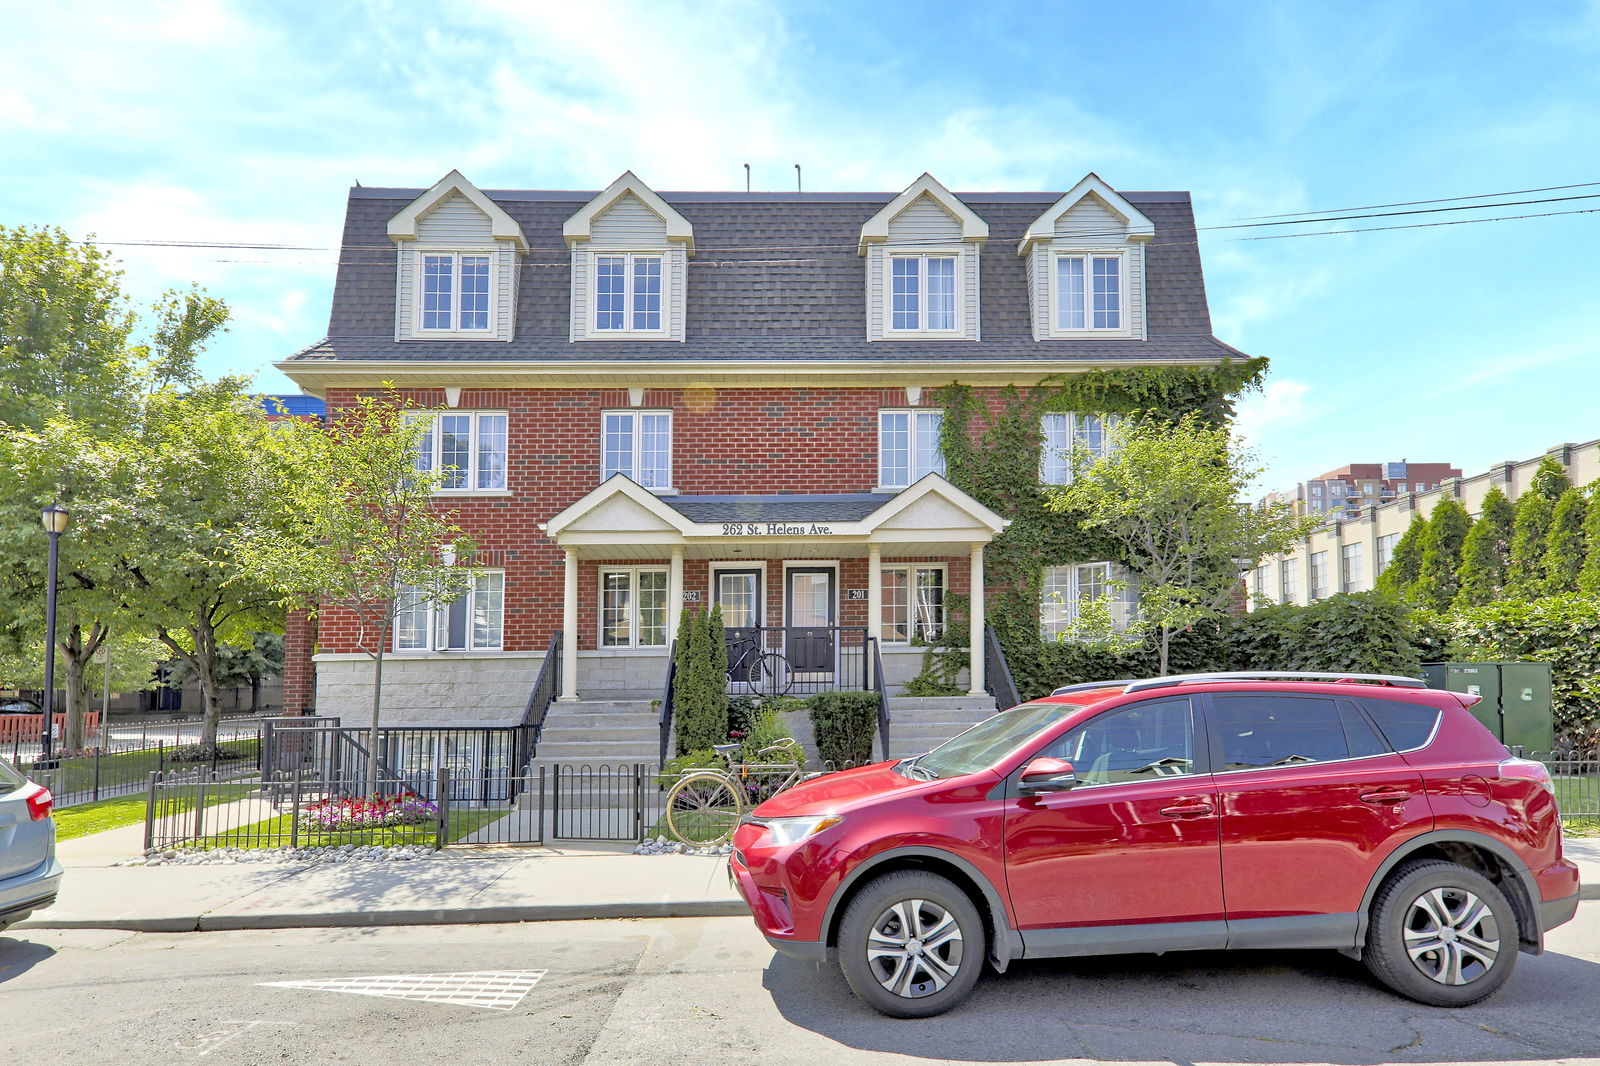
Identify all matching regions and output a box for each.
[718,522,836,536]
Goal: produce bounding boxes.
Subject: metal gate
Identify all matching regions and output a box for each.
[441,763,664,846]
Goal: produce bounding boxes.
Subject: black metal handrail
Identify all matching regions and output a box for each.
[658,638,678,765]
[521,631,563,765]
[984,625,1020,711]
[870,636,890,758]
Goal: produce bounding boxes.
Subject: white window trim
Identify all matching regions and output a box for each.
[414,248,497,337]
[1040,562,1139,641]
[1045,248,1131,338]
[1039,411,1121,485]
[883,252,964,337]
[876,409,945,491]
[592,252,669,336]
[599,566,672,649]
[393,571,505,653]
[600,409,674,492]
[411,410,510,496]
[879,563,947,646]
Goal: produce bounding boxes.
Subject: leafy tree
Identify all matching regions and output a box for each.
[1580,487,1600,596]
[672,606,729,755]
[243,394,470,794]
[1046,414,1315,674]
[1415,499,1470,611]
[1455,487,1514,608]
[1543,486,1587,594]
[1375,513,1428,600]
[165,633,285,716]
[1529,455,1572,501]
[1507,491,1554,597]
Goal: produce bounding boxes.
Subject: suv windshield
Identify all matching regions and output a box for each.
[914,701,1084,779]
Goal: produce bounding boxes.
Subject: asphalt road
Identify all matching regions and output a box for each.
[2,904,1599,1065]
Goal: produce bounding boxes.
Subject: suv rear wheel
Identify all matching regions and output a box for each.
[1364,859,1518,1007]
[836,870,985,1018]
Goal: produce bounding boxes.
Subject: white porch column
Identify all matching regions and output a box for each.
[968,544,986,696]
[667,548,685,643]
[866,545,882,687]
[560,549,580,701]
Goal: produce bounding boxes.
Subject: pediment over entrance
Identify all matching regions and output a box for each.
[546,474,688,541]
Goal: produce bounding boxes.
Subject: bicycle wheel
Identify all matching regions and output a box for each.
[665,772,744,845]
[751,652,793,697]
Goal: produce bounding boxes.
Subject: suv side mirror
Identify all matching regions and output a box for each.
[1018,757,1078,796]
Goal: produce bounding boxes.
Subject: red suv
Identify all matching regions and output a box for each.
[728,672,1580,1017]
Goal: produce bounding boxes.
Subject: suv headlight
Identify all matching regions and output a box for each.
[761,815,844,846]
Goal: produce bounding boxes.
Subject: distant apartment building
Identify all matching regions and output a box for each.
[1263,460,1462,522]
[1251,442,1600,607]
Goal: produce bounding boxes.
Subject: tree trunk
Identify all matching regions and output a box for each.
[62,626,88,753]
[249,672,261,715]
[1158,626,1173,677]
[365,615,392,798]
[193,616,224,749]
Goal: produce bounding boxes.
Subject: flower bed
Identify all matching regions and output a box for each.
[298,793,439,832]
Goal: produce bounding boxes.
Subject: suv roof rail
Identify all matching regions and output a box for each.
[1121,671,1428,693]
[1050,679,1146,696]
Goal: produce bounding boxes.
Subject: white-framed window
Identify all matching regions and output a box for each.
[1280,559,1299,602]
[1395,483,1407,492]
[1310,484,1324,497]
[1040,562,1138,641]
[1310,551,1330,601]
[888,255,959,332]
[1342,543,1363,593]
[600,567,670,648]
[594,254,665,333]
[601,410,672,489]
[1253,565,1274,604]
[419,252,492,333]
[411,411,508,492]
[881,565,946,644]
[1040,412,1121,484]
[1376,532,1401,572]
[395,572,505,652]
[878,410,945,488]
[1053,252,1122,330]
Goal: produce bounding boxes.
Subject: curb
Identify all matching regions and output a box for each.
[15,899,752,934]
[1582,884,1600,902]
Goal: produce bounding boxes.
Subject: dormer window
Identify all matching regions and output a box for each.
[421,253,492,332]
[1054,252,1122,330]
[595,254,665,333]
[890,255,958,332]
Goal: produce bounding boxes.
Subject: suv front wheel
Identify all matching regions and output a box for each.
[836,870,986,1018]
[1364,859,1518,1007]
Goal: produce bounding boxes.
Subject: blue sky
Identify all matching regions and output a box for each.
[6,0,1599,492]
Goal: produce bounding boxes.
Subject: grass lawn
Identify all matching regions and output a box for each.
[54,783,256,841]
[188,804,511,850]
[1553,774,1598,835]
[36,737,261,799]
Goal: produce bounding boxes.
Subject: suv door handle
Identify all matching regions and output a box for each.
[1159,803,1213,818]
[1360,789,1411,804]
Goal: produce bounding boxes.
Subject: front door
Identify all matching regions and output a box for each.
[785,567,836,676]
[714,568,762,683]
[1002,696,1226,936]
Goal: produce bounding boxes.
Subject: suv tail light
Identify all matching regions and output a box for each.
[25,786,53,821]
[1499,758,1555,797]
[1450,691,1483,710]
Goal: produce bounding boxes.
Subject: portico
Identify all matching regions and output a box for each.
[545,474,1008,701]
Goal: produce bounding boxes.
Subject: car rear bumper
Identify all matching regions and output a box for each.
[1539,890,1579,936]
[0,854,63,928]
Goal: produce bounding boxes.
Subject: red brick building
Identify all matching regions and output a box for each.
[277,170,1247,755]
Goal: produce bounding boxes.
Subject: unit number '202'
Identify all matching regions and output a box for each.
[721,523,763,536]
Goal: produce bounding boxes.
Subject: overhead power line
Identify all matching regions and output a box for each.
[1232,179,1600,221]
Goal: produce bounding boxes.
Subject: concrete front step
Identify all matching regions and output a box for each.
[530,699,661,765]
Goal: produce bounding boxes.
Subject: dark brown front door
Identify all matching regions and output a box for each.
[785,567,835,674]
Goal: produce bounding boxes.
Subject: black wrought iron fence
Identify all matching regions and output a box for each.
[22,736,261,810]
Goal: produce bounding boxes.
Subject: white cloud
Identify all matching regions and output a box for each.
[1233,377,1313,458]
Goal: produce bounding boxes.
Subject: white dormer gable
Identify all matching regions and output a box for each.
[860,174,986,343]
[1019,173,1152,342]
[387,170,529,251]
[565,172,691,342]
[387,171,525,343]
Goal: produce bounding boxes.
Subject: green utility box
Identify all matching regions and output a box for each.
[1420,661,1555,753]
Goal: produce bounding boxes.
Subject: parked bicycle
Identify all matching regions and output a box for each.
[664,738,808,845]
[726,633,793,697]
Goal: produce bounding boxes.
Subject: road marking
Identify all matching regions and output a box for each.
[175,1019,295,1057]
[259,970,547,1011]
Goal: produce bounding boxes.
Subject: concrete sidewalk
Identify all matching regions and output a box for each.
[16,824,1600,935]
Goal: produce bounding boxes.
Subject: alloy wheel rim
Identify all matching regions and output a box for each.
[1403,886,1500,985]
[865,898,964,998]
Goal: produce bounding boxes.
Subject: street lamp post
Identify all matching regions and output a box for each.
[40,504,69,765]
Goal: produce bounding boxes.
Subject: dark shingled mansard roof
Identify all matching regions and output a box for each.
[288,187,1248,365]
[663,493,896,524]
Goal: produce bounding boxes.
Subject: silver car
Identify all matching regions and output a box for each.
[0,757,61,931]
